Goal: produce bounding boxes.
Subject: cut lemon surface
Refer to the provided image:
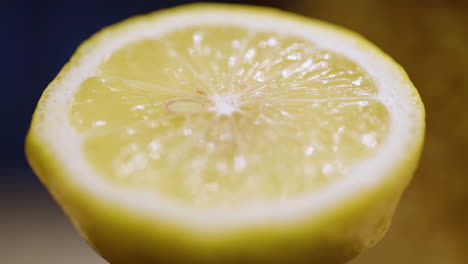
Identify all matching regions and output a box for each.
[26,3,424,264]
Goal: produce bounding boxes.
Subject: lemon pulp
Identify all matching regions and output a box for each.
[70,25,389,208]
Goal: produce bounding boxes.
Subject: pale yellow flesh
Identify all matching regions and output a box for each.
[70,25,389,208]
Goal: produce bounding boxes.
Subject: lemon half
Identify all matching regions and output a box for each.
[26,3,424,264]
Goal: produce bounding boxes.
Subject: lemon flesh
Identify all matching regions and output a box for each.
[71,25,389,208]
[26,3,424,264]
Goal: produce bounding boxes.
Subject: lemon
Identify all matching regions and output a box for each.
[25,3,424,264]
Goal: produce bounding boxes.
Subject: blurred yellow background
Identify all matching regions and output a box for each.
[2,0,467,263]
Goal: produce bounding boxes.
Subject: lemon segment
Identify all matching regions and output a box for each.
[70,25,389,208]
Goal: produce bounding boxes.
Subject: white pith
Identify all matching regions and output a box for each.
[33,6,422,230]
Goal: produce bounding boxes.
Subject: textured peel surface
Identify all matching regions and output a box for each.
[70,25,390,208]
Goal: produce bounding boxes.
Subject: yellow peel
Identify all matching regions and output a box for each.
[26,3,424,264]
